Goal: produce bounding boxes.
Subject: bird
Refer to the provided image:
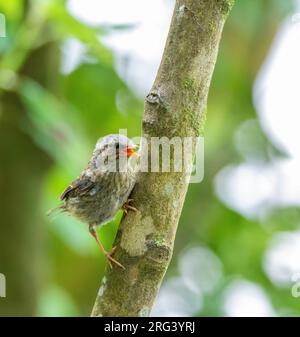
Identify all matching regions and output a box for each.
[59,134,139,269]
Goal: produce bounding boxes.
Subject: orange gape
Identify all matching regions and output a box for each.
[126,146,136,157]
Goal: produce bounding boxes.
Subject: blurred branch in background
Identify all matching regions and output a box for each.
[0,1,58,314]
[0,0,142,316]
[91,0,234,317]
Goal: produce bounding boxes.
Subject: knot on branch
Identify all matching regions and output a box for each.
[146,89,167,109]
[145,239,171,264]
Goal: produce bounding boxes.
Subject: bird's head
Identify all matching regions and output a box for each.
[93,134,139,171]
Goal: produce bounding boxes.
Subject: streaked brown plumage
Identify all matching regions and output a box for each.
[60,134,139,269]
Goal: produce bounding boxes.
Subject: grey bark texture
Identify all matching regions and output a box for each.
[91,0,234,317]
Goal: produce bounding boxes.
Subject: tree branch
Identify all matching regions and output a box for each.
[91,0,234,317]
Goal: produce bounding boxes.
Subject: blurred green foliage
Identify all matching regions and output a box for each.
[0,0,299,316]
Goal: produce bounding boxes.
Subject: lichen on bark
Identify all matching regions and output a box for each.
[91,0,234,317]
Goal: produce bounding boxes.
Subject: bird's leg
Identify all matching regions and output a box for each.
[122,198,138,214]
[89,224,125,270]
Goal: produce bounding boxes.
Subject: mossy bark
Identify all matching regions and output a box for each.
[91,0,233,317]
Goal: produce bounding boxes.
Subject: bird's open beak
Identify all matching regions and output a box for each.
[126,144,139,157]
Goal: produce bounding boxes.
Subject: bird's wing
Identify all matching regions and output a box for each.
[60,178,95,201]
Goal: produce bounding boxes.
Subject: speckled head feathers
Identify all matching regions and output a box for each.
[96,134,136,151]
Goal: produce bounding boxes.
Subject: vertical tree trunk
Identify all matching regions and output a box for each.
[92,0,234,317]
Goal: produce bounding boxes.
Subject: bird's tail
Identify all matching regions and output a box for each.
[47,204,67,220]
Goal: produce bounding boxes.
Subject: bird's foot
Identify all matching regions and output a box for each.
[89,224,125,270]
[105,247,125,270]
[122,199,138,214]
[109,246,117,256]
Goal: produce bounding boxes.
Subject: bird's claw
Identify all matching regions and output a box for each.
[110,246,117,256]
[105,248,125,270]
[122,199,138,214]
[89,225,125,270]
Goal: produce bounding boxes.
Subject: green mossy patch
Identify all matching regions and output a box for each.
[217,0,235,15]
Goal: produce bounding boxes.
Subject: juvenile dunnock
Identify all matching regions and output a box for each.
[60,134,139,269]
